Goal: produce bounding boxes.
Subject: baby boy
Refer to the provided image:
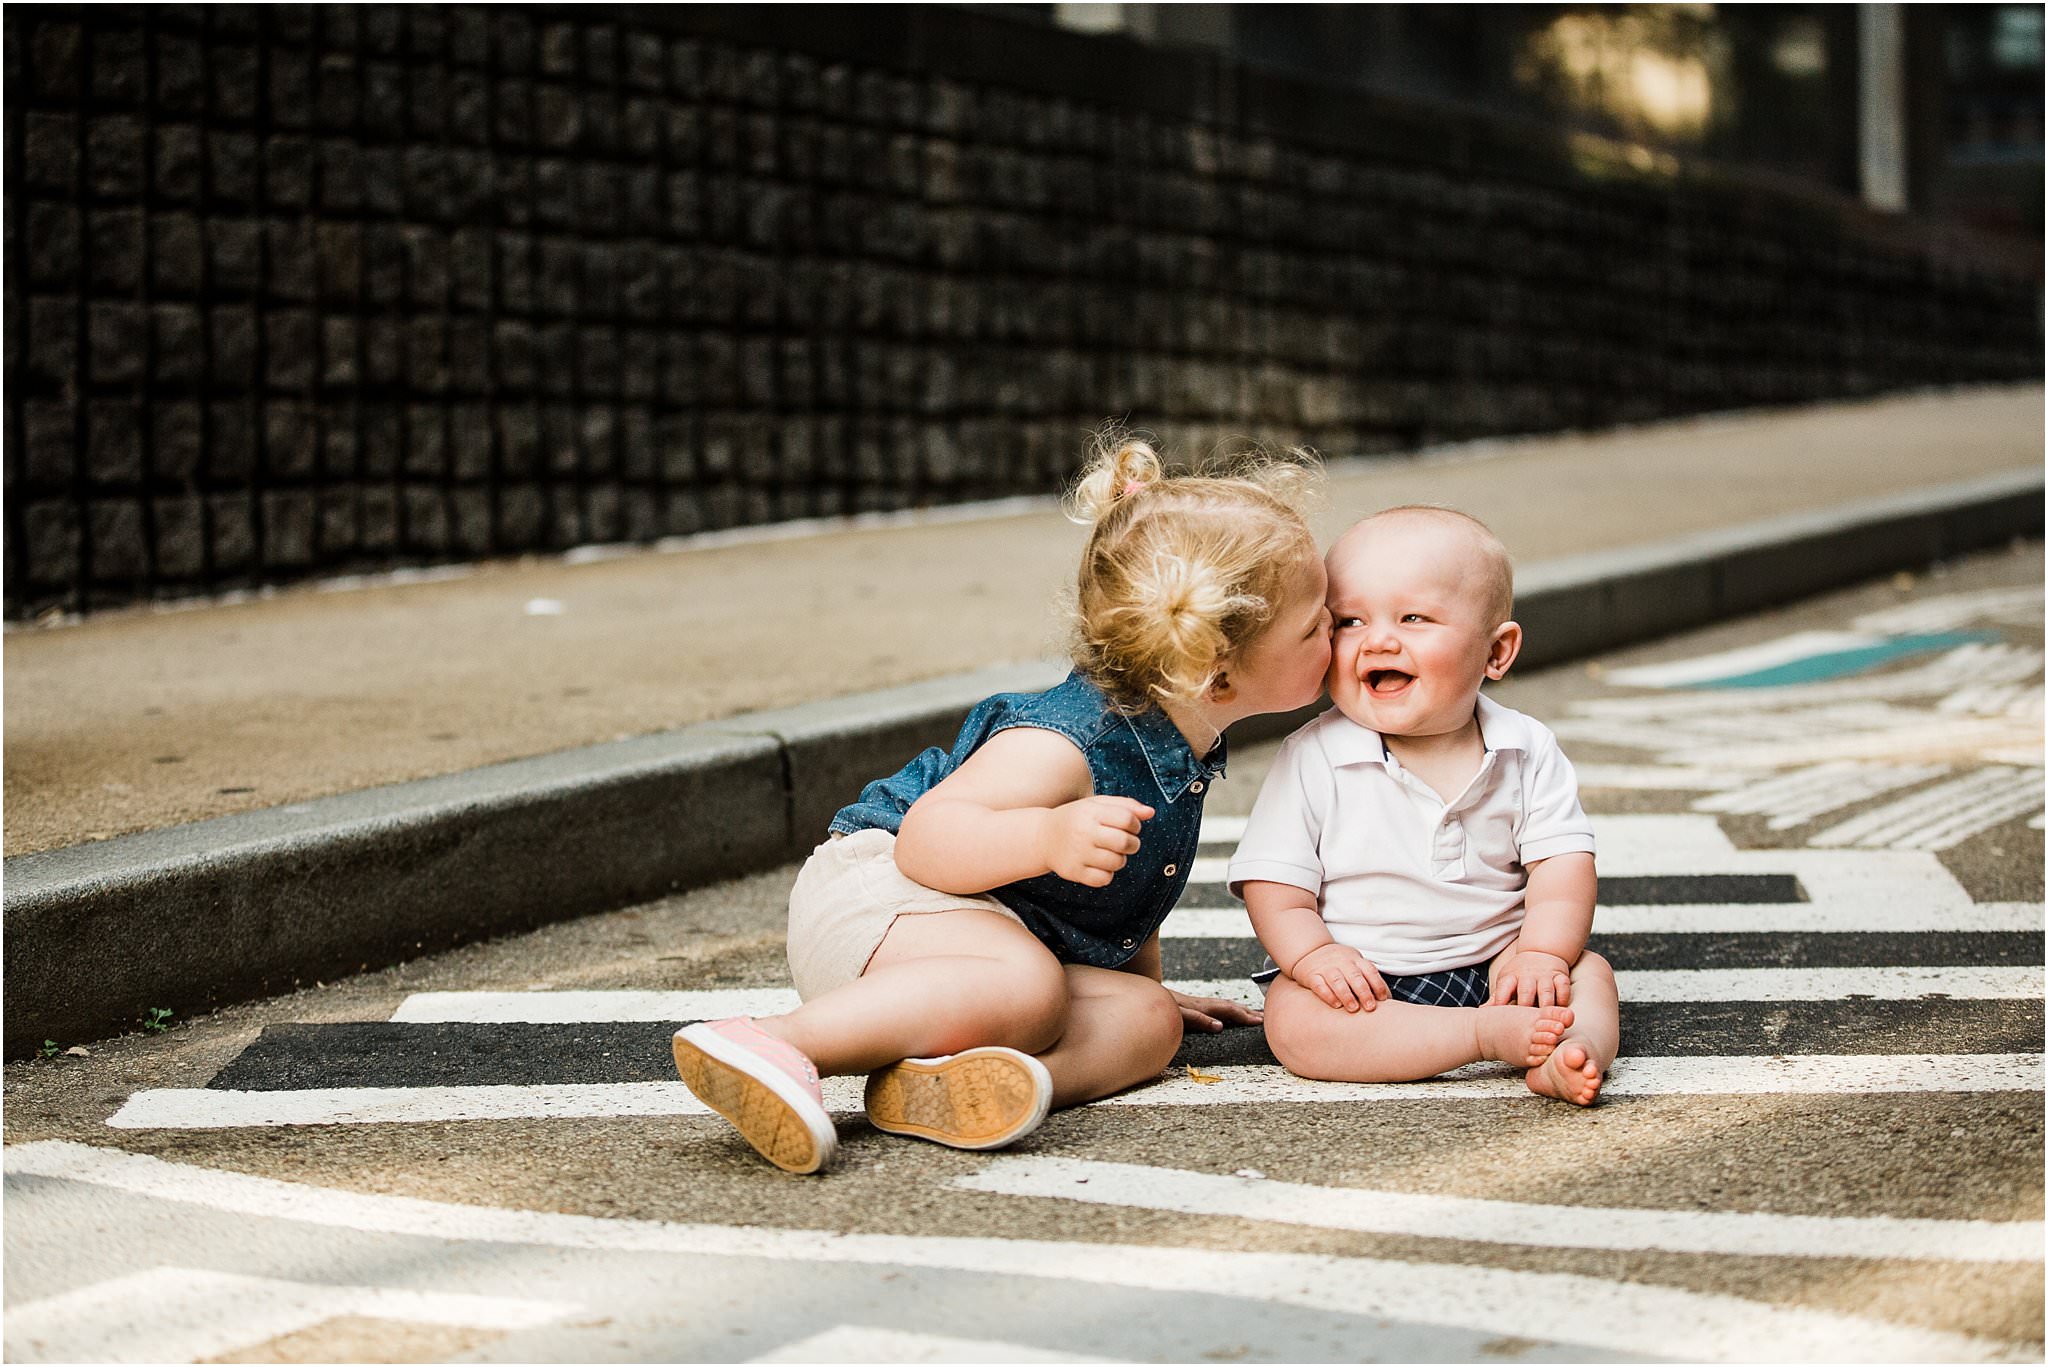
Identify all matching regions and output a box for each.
[1228,506,1617,1104]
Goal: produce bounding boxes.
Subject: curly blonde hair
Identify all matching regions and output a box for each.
[1064,430,1321,710]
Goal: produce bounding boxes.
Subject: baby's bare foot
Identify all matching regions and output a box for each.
[1474,1004,1572,1068]
[1526,1040,1604,1106]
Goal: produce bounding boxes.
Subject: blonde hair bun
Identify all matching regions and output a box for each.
[1067,427,1321,709]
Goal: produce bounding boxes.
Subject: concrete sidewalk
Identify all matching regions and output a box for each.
[5,385,2042,1048]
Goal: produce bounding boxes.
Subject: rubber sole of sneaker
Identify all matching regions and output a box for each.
[672,1026,837,1175]
[863,1046,1053,1150]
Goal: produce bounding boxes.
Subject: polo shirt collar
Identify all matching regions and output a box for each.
[1323,691,1535,767]
[1122,703,1227,803]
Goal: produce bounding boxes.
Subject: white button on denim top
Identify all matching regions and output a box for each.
[1226,694,1595,976]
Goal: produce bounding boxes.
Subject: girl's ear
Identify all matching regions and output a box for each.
[1485,622,1523,681]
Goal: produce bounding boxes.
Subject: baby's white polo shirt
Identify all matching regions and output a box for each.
[1227,694,1595,975]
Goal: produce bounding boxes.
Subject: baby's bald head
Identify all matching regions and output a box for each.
[1329,505,1515,629]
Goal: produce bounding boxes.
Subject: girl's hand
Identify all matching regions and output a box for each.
[1038,795,1154,887]
[1490,949,1574,1007]
[1290,943,1387,1012]
[1170,988,1263,1034]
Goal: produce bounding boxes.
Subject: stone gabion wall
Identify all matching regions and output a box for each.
[5,5,2039,617]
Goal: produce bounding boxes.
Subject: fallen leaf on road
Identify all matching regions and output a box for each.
[1187,1065,1223,1085]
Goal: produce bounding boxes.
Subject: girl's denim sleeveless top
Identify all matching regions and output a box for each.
[828,670,1225,970]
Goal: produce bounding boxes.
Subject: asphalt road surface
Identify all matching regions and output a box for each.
[6,542,2041,1364]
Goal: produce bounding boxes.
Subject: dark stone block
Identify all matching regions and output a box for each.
[88,302,147,385]
[578,406,616,475]
[402,485,449,551]
[498,407,540,476]
[318,487,358,554]
[207,402,257,479]
[576,327,618,398]
[364,62,406,139]
[86,117,146,198]
[450,8,491,66]
[272,6,317,45]
[407,5,446,57]
[585,93,620,154]
[320,411,358,478]
[268,51,313,131]
[403,404,446,475]
[151,304,206,384]
[262,489,316,567]
[265,311,317,391]
[451,487,493,553]
[316,222,361,301]
[26,298,79,391]
[541,404,579,474]
[26,501,82,587]
[25,115,79,194]
[263,402,318,478]
[151,213,203,295]
[403,317,449,393]
[155,34,206,113]
[208,131,260,207]
[27,206,80,288]
[364,224,405,304]
[153,125,202,202]
[23,402,77,488]
[321,317,358,387]
[91,28,147,104]
[500,482,543,543]
[88,499,149,580]
[152,496,206,578]
[446,147,491,220]
[585,482,622,543]
[87,401,145,485]
[451,404,492,479]
[403,147,451,221]
[620,328,658,401]
[318,139,360,212]
[88,211,145,293]
[403,225,450,305]
[494,320,536,390]
[451,319,491,393]
[212,47,260,122]
[153,401,204,481]
[265,136,314,209]
[209,306,258,386]
[30,22,81,99]
[361,405,402,476]
[536,83,581,150]
[208,493,257,571]
[315,53,358,129]
[410,64,448,140]
[363,6,405,55]
[495,79,533,146]
[362,147,403,215]
[362,318,402,386]
[360,485,398,551]
[533,158,573,228]
[265,220,317,301]
[451,227,492,311]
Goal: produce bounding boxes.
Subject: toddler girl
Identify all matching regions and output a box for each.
[674,434,1333,1172]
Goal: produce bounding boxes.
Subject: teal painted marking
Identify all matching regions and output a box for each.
[1684,631,2000,690]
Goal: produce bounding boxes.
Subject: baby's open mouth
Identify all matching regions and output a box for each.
[1367,669,1414,696]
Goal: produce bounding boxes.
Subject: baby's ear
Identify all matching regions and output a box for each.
[1485,621,1523,681]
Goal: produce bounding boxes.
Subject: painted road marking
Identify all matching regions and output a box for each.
[1573,763,1755,790]
[1695,761,1954,830]
[1602,631,1893,689]
[1853,586,2043,635]
[7,1142,2026,1363]
[751,1327,1115,1363]
[383,960,2041,1030]
[1578,642,2043,718]
[2,1265,572,1364]
[951,1156,2044,1264]
[1164,903,2045,936]
[104,1054,2046,1129]
[1810,767,2046,851]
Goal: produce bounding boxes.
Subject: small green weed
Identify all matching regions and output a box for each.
[140,1006,174,1033]
[39,1039,60,1058]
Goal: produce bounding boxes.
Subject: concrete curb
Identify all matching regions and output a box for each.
[5,472,2040,1051]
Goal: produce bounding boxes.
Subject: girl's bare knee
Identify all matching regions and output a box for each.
[1130,982,1184,1074]
[1574,949,1615,984]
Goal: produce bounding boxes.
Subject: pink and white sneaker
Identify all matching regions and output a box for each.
[672,1017,837,1174]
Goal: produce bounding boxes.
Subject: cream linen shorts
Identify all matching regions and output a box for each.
[785,828,1028,1001]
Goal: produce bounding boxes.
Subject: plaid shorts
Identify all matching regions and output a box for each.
[1253,959,1492,1008]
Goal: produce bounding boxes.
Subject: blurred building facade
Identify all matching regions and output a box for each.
[5,4,2040,617]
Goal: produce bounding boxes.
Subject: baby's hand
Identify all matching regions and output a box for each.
[1038,795,1154,887]
[1290,943,1388,1013]
[1490,949,1574,1008]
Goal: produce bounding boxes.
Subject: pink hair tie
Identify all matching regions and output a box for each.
[1122,479,1144,497]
